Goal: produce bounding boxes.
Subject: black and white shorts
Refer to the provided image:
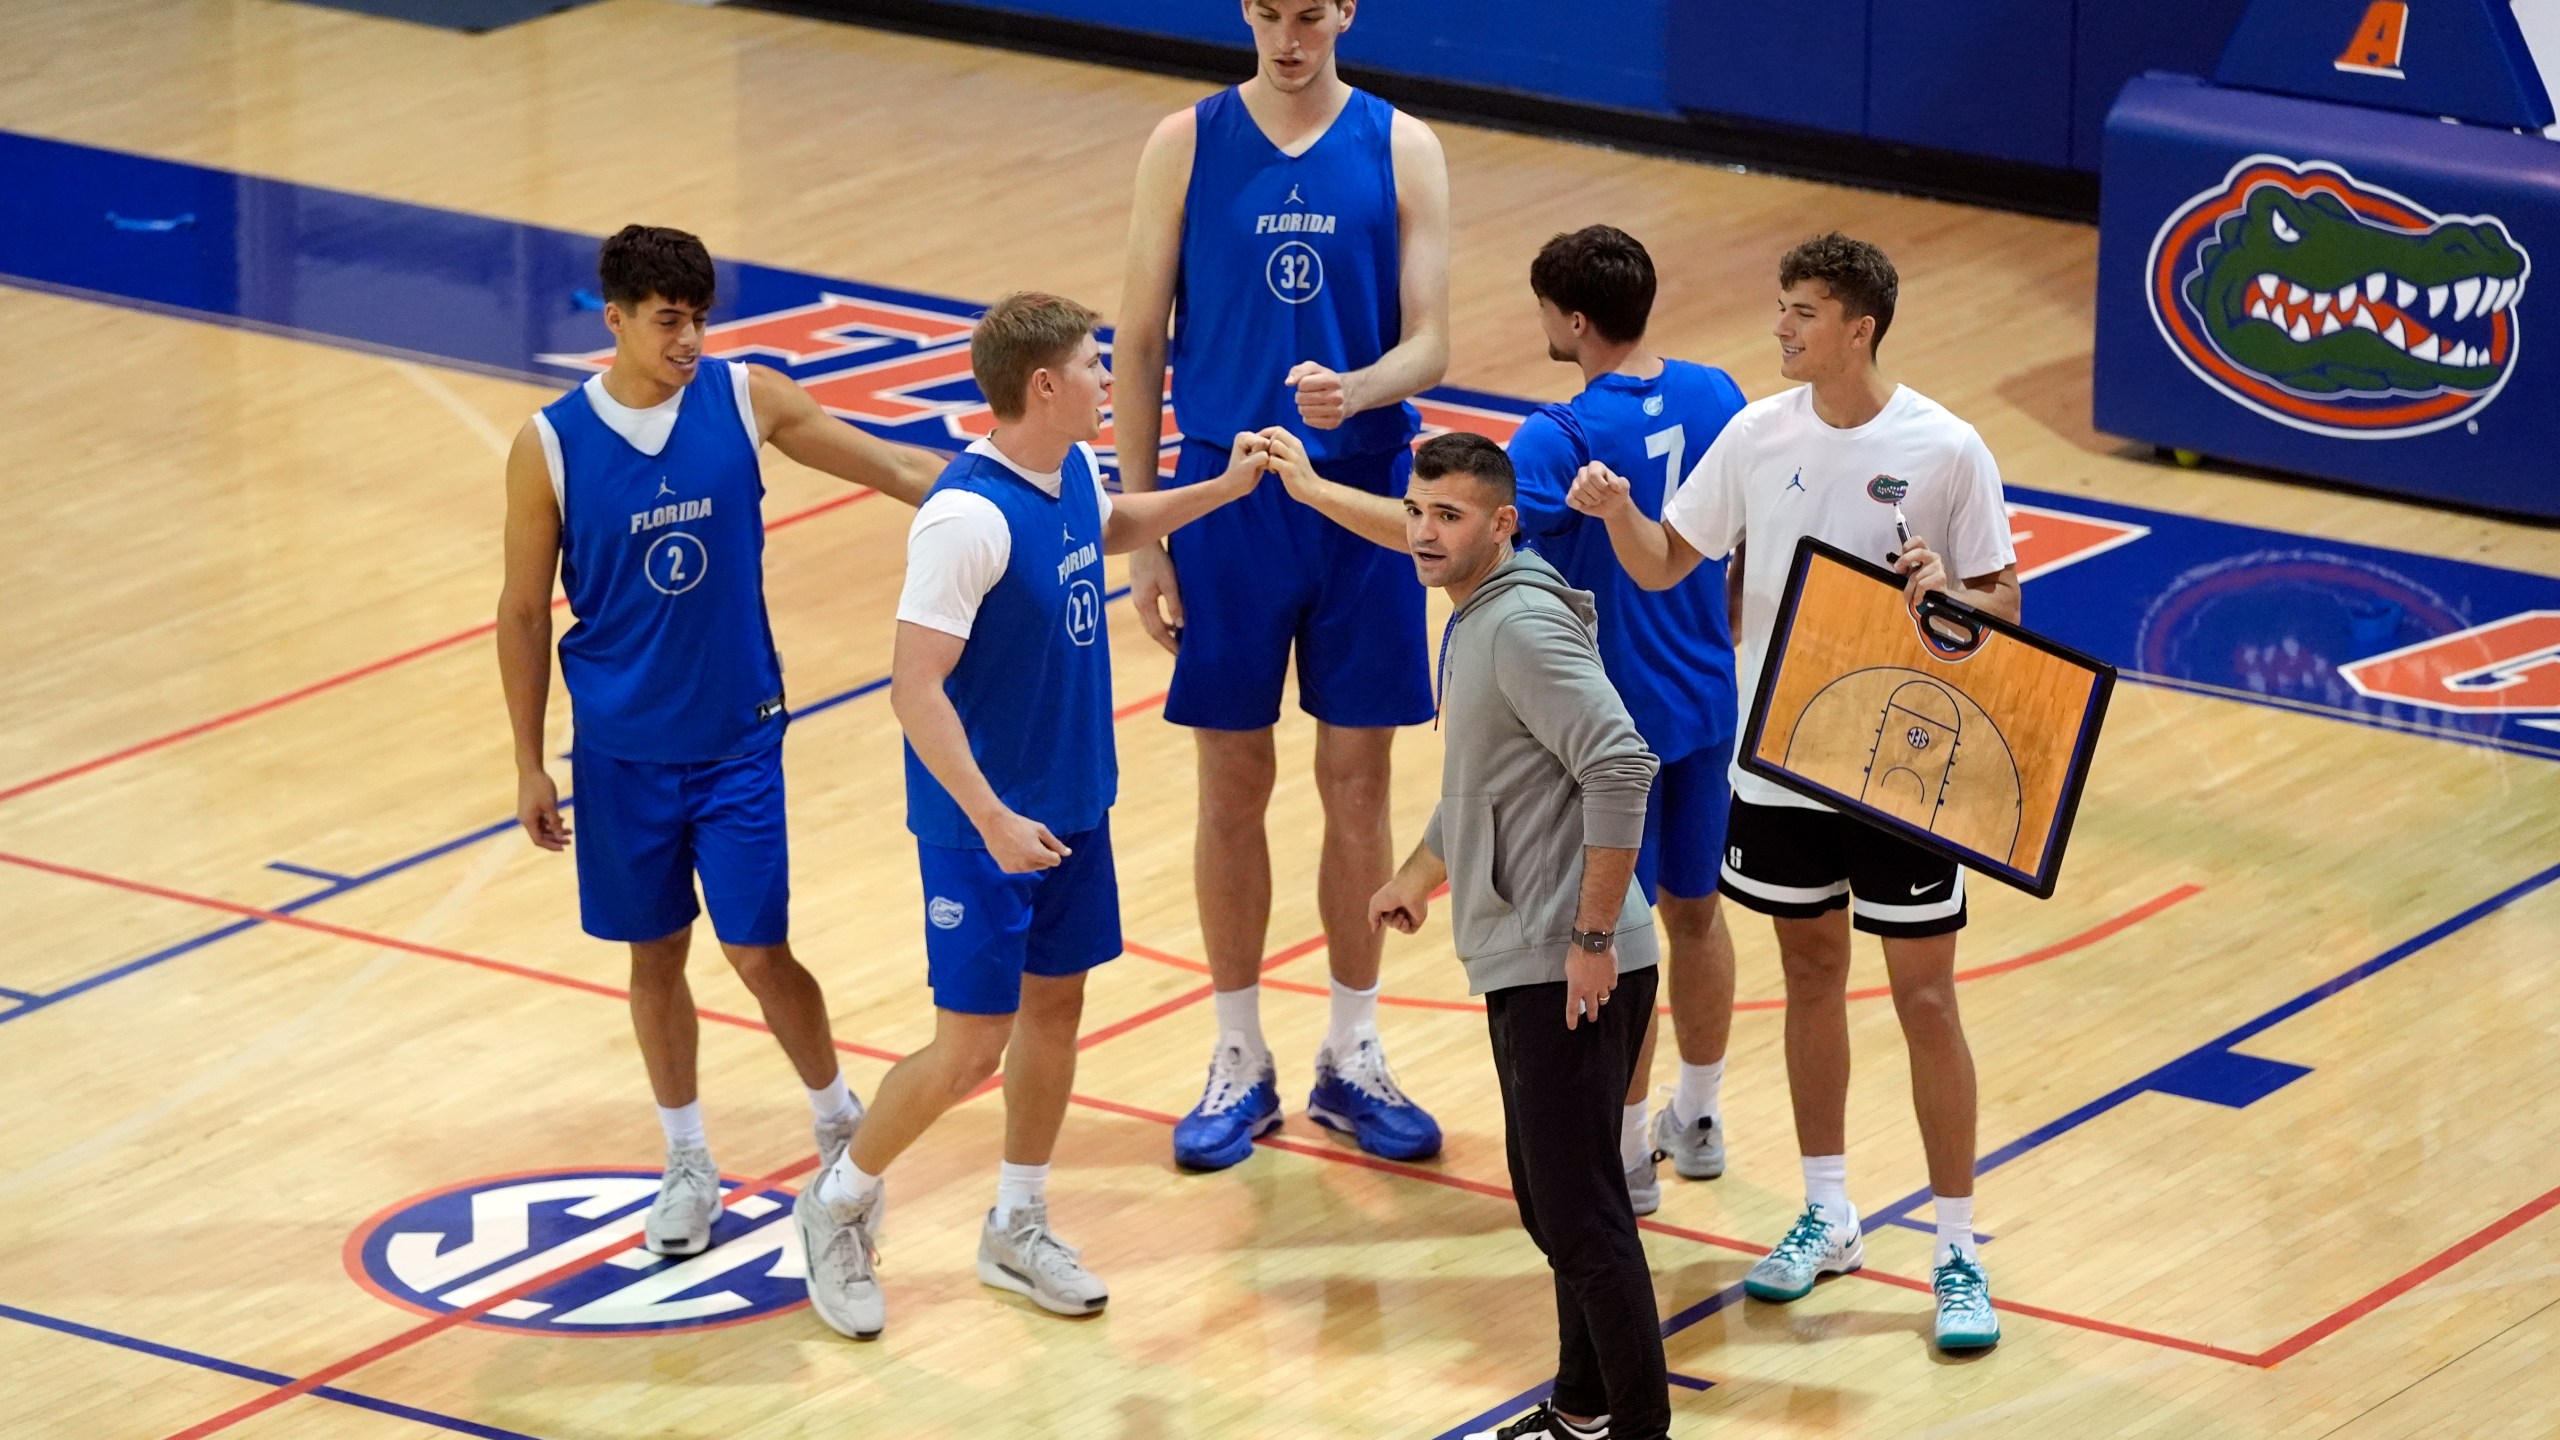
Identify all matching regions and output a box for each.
[1719,796,1967,938]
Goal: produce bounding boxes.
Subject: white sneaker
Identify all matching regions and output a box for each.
[1649,1090,1726,1180]
[796,1177,885,1340]
[1625,1150,1660,1217]
[977,1201,1109,1316]
[814,1108,860,1175]
[644,1145,719,1256]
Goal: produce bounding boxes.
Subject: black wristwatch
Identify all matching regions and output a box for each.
[1570,927,1613,953]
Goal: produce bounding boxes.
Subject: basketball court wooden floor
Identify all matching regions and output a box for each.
[3,3,2558,1436]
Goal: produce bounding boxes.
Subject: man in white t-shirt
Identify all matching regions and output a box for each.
[1567,232,2017,1354]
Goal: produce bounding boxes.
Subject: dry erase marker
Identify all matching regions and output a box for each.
[1891,505,1911,564]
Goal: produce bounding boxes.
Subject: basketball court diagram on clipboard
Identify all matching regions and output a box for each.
[1743,538,2116,897]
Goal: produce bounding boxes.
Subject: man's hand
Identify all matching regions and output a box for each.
[1893,534,1951,609]
[1563,942,1616,1030]
[1285,361,1355,430]
[517,767,570,851]
[1566,462,1640,522]
[1369,876,1430,934]
[1259,426,1319,502]
[1127,543,1183,655]
[978,808,1071,874]
[1214,430,1272,496]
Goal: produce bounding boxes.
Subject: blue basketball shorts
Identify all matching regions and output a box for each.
[916,818,1123,1016]
[1637,735,1735,907]
[1161,439,1433,731]
[570,741,789,947]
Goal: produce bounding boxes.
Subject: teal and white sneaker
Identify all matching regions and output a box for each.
[1649,1095,1726,1180]
[1744,1204,1863,1301]
[1932,1251,2000,1350]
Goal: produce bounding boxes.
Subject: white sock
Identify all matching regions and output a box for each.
[816,1152,881,1213]
[657,1100,706,1152]
[807,1072,861,1126]
[1619,1102,1649,1169]
[994,1161,1050,1225]
[1933,1193,1978,1265]
[1672,1059,1725,1126]
[1555,1412,1609,1438]
[1214,985,1269,1062]
[1325,978,1380,1057]
[1802,1154,1851,1232]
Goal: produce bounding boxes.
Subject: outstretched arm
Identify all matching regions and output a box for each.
[1259,427,1408,551]
[496,421,569,851]
[748,364,944,508]
[1567,462,1708,591]
[1288,112,1451,429]
[1104,432,1269,555]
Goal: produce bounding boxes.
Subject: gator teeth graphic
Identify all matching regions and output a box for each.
[2147,155,2532,440]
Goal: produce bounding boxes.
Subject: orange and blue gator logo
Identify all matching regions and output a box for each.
[2146,155,2531,440]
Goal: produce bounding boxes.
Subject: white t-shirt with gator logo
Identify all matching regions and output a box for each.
[1663,383,2015,811]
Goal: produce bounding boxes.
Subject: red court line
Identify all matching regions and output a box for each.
[1111,689,1169,721]
[164,1151,823,1440]
[0,488,878,809]
[29,844,2481,1393]
[2254,1179,2560,1367]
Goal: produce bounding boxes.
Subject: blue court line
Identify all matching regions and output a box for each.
[265,859,356,884]
[1434,856,2560,1435]
[0,1301,548,1440]
[0,985,37,1003]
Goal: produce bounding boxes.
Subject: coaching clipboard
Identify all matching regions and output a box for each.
[1738,537,2115,899]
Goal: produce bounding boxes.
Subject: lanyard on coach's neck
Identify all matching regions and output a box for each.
[1433,608,1463,731]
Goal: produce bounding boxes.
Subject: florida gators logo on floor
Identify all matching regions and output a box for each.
[2146,154,2531,439]
[347,1168,807,1335]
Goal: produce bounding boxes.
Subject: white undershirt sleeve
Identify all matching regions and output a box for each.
[530,411,566,514]
[1079,442,1114,523]
[729,361,760,445]
[896,491,1012,639]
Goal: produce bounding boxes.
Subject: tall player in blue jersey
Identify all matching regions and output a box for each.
[1263,227,1750,1216]
[1117,0,1454,1170]
[794,294,1271,1340]
[496,226,943,1262]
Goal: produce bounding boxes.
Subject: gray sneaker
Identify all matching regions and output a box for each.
[1649,1096,1726,1180]
[1744,1204,1863,1302]
[796,1178,886,1340]
[977,1201,1108,1316]
[645,1145,719,1256]
[814,1108,861,1174]
[1625,1151,1660,1217]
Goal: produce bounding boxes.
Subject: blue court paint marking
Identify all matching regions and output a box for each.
[2144,1048,2314,1108]
[1667,1372,1716,1392]
[265,860,356,884]
[1435,858,2560,1434]
[0,985,38,1003]
[7,127,2560,765]
[0,1301,548,1440]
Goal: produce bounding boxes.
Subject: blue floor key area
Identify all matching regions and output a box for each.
[2146,1048,2315,1109]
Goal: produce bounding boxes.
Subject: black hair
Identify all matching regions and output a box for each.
[598,224,716,311]
[1778,231,1899,356]
[1412,431,1515,506]
[1528,225,1656,345]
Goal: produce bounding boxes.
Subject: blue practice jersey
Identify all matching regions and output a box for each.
[1171,86,1416,465]
[548,364,785,765]
[1512,361,1747,762]
[905,447,1117,850]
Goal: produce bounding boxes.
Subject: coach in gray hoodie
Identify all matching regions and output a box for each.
[1361,432,1667,1440]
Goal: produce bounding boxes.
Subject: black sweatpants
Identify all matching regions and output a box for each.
[1485,965,1667,1439]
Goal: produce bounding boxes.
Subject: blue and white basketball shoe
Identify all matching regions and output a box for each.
[1307,1031,1442,1161]
[1172,1035,1281,1171]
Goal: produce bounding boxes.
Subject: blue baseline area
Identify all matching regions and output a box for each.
[0,1300,550,1440]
